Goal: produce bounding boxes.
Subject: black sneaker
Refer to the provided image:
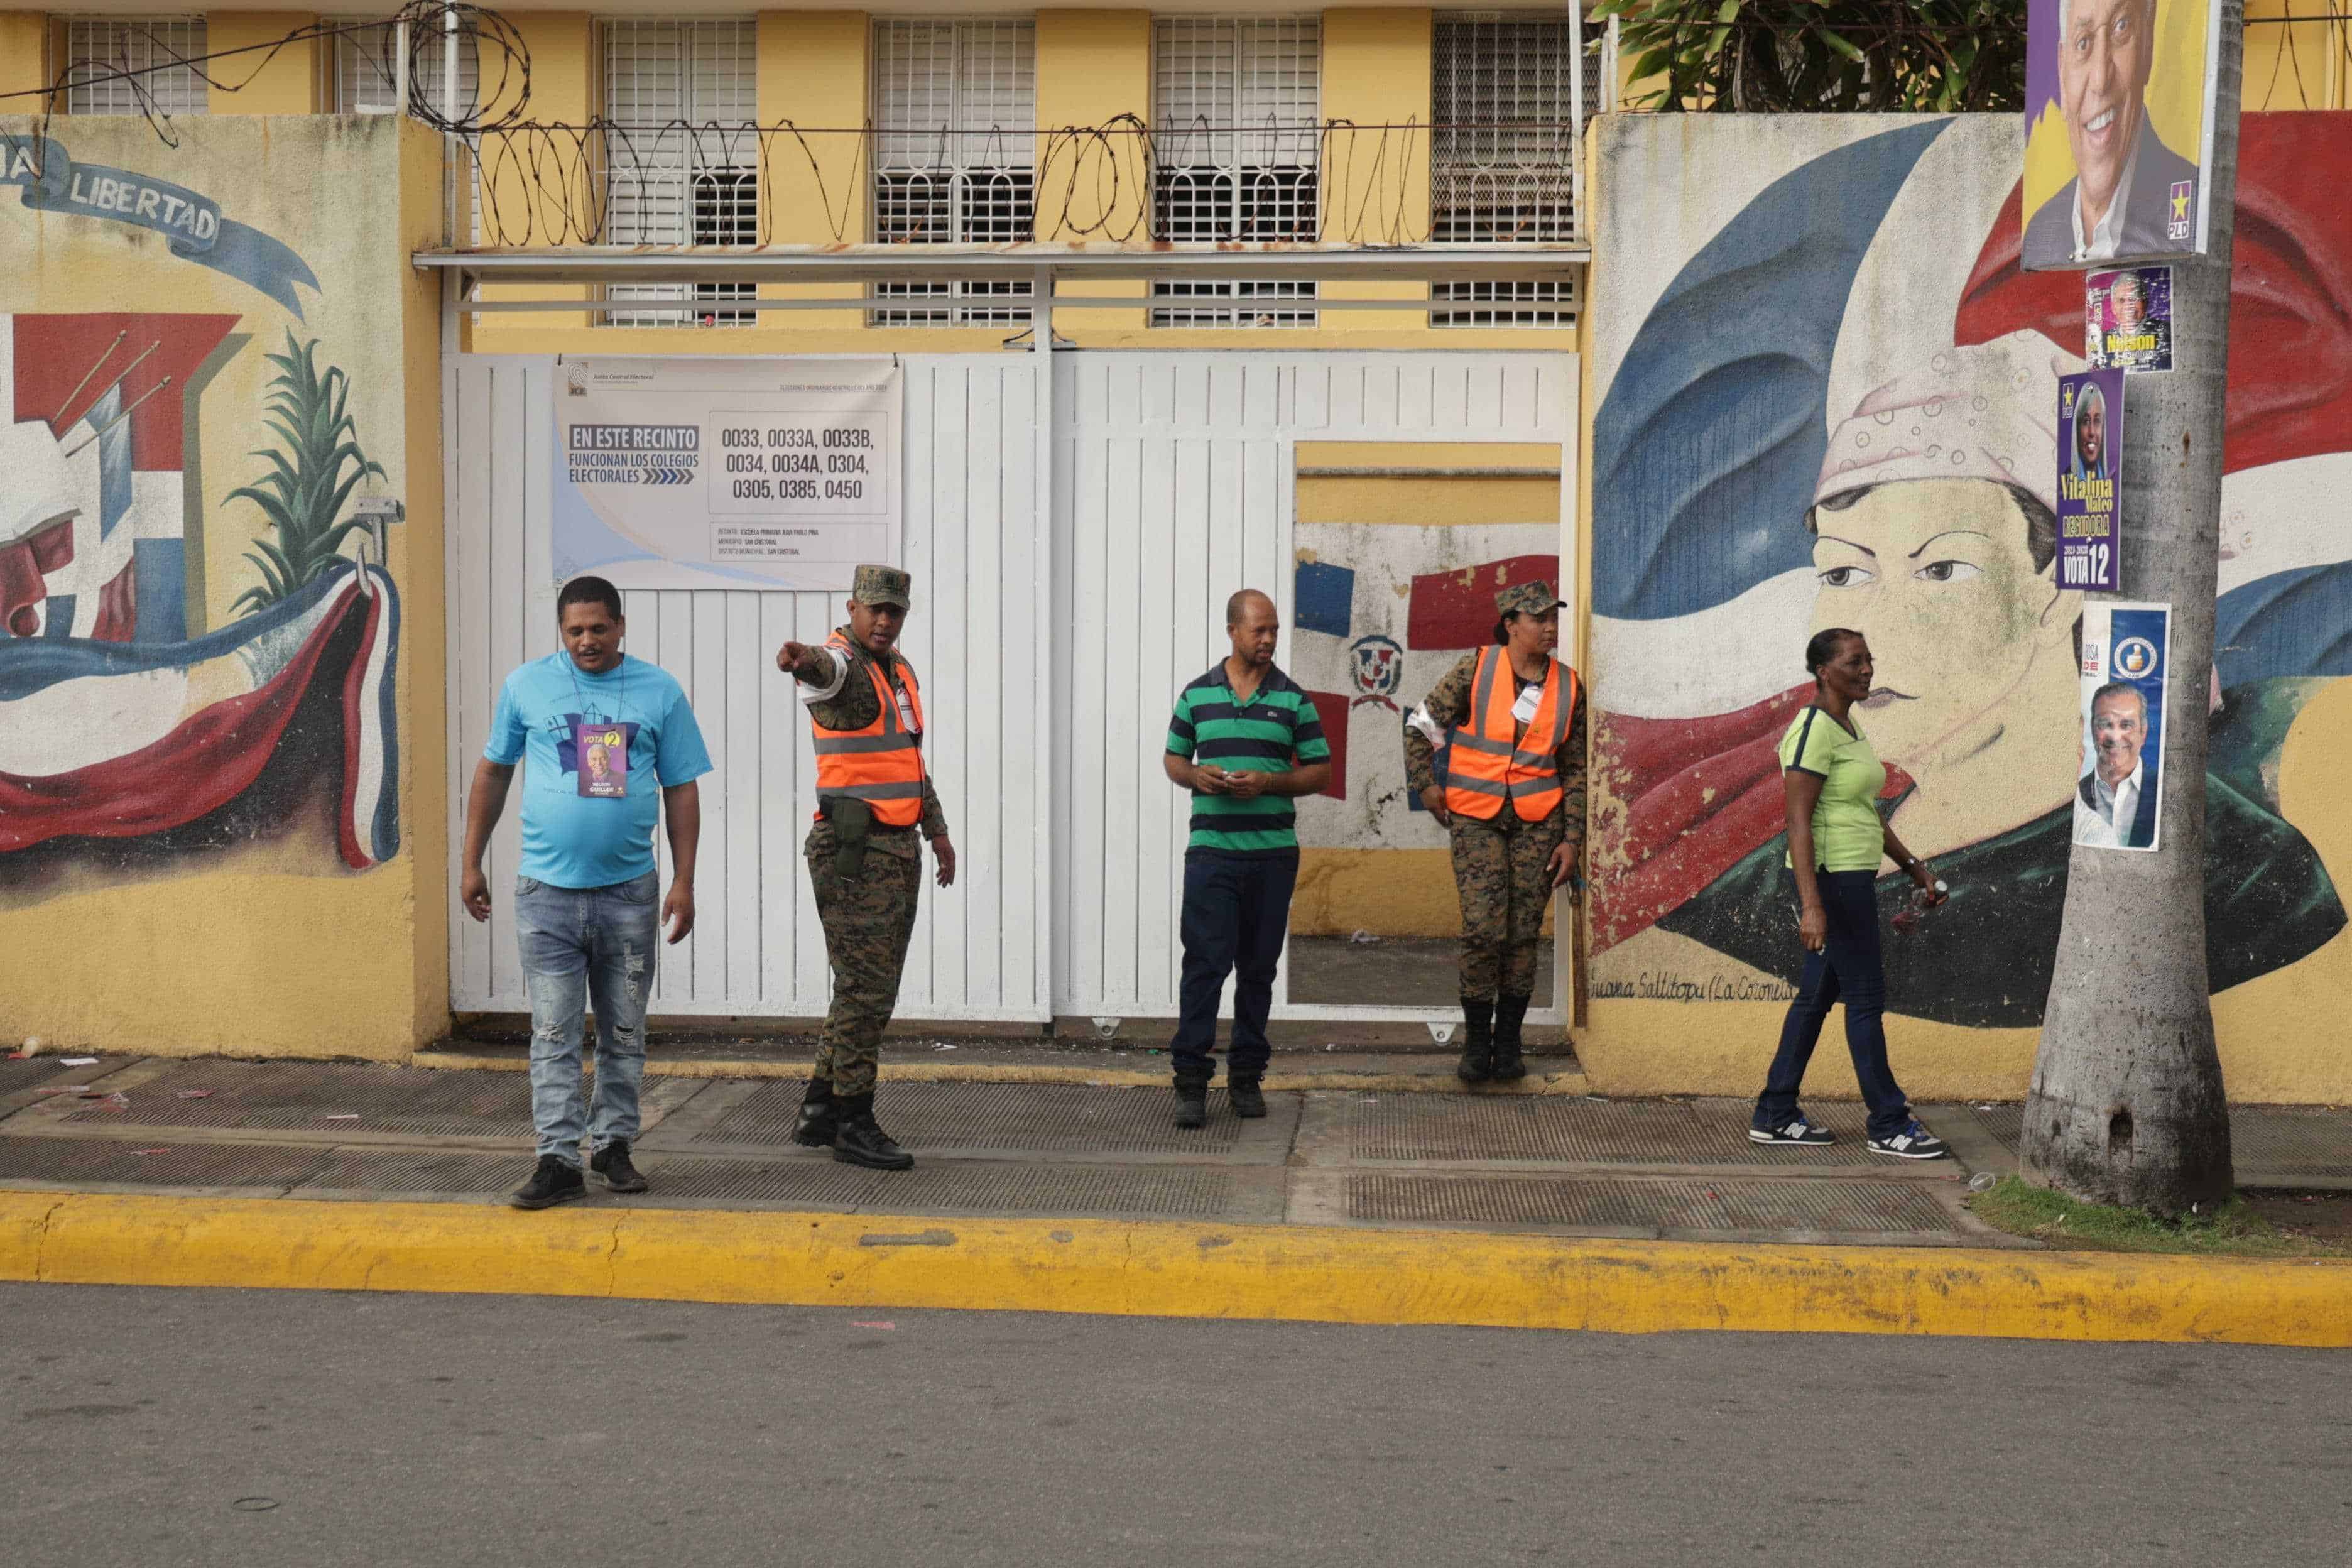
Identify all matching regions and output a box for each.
[1228,1077,1267,1119]
[509,1155,587,1211]
[1866,1121,1951,1160]
[591,1139,650,1193]
[1749,1114,1836,1146]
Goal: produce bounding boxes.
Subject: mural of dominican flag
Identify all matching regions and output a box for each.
[0,313,237,644]
[0,313,401,871]
[1290,523,1559,849]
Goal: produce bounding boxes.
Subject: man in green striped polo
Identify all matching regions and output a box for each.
[1160,589,1334,1128]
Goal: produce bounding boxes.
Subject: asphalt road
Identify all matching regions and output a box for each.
[4,1284,2346,1567]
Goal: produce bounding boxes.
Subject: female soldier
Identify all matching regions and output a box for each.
[1749,627,1949,1158]
[1403,581,1586,1082]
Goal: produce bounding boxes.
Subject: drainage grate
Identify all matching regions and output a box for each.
[693,1080,1246,1155]
[1346,1096,1878,1165]
[1974,1103,2352,1178]
[62,1060,542,1139]
[1347,1173,1964,1236]
[290,1150,526,1196]
[0,1136,331,1191]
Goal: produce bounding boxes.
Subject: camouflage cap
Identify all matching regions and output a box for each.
[1495,580,1565,619]
[851,564,912,610]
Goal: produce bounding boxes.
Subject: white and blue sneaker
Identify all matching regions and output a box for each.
[1866,1121,1950,1160]
[1749,1114,1836,1146]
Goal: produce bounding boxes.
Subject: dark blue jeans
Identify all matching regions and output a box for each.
[1171,850,1298,1079]
[1754,869,1913,1139]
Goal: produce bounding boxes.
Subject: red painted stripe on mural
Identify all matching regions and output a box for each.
[1305,689,1348,802]
[12,313,240,470]
[0,582,361,851]
[1406,555,1559,651]
[88,559,136,643]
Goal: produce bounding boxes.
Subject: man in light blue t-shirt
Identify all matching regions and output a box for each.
[462,576,711,1211]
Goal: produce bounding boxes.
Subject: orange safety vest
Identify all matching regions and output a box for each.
[808,631,928,828]
[1442,646,1580,823]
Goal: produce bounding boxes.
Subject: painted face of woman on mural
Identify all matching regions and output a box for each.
[1807,477,2081,840]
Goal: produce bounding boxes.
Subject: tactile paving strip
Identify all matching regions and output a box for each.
[693,1080,1247,1155]
[1344,1095,1880,1165]
[0,1135,332,1191]
[61,1059,542,1139]
[1348,1173,1964,1236]
[1975,1102,2352,1179]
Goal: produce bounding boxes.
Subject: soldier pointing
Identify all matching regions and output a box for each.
[775,564,956,1171]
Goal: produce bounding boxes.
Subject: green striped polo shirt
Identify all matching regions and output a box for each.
[1165,661,1331,857]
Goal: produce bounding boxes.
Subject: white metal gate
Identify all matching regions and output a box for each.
[1051,352,1577,1026]
[445,354,1051,1020]
[444,349,1573,1025]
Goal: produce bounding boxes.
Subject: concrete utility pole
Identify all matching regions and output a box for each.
[2022,0,2246,1217]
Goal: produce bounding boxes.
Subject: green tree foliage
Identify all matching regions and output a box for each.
[1594,0,2027,112]
[227,330,387,616]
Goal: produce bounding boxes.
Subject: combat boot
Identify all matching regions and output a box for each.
[1228,1074,1267,1118]
[1173,1064,1212,1129]
[793,1079,838,1148]
[1490,993,1533,1081]
[1456,996,1496,1083]
[832,1092,915,1170]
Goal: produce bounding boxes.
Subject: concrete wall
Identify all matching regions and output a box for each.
[0,114,448,1059]
[1580,111,2352,1104]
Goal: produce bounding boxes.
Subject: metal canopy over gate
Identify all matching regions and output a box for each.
[430,247,1578,1027]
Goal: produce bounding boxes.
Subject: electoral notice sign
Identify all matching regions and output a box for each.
[552,356,901,592]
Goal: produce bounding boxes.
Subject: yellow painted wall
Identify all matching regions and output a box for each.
[1037,10,1150,332]
[469,12,594,339]
[1323,9,1432,330]
[2245,0,2349,111]
[0,116,449,1059]
[0,14,50,104]
[756,11,871,334]
[205,13,322,114]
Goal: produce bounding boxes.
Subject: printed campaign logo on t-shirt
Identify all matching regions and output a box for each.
[572,721,639,798]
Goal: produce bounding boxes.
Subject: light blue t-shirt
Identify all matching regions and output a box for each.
[484,651,712,889]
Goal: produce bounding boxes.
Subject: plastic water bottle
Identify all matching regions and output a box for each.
[1889,879,1950,937]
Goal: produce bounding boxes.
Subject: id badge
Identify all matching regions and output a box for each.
[574,722,636,798]
[896,689,922,736]
[1510,683,1543,724]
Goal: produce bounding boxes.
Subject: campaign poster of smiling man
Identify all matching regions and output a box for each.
[2023,0,2223,270]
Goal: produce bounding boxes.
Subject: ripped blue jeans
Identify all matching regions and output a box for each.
[514,869,660,1166]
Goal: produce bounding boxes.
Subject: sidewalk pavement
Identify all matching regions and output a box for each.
[3,1048,2349,1346]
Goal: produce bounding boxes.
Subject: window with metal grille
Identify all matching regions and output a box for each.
[1430,12,1597,328]
[601,18,760,327]
[331,16,479,116]
[330,16,485,241]
[871,19,1036,327]
[65,18,208,116]
[1150,17,1319,328]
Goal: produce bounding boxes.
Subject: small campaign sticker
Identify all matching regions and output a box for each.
[2167,180,2195,244]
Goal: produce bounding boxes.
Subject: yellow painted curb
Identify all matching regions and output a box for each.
[407,1051,1591,1096]
[3,1192,2346,1346]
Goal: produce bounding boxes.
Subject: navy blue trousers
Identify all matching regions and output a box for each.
[1170,850,1298,1079]
[1753,869,1914,1139]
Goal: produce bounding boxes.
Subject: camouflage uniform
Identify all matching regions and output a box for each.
[1403,596,1588,1003]
[800,582,950,1100]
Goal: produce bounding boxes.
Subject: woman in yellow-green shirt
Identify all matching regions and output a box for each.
[1749,628,1951,1160]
